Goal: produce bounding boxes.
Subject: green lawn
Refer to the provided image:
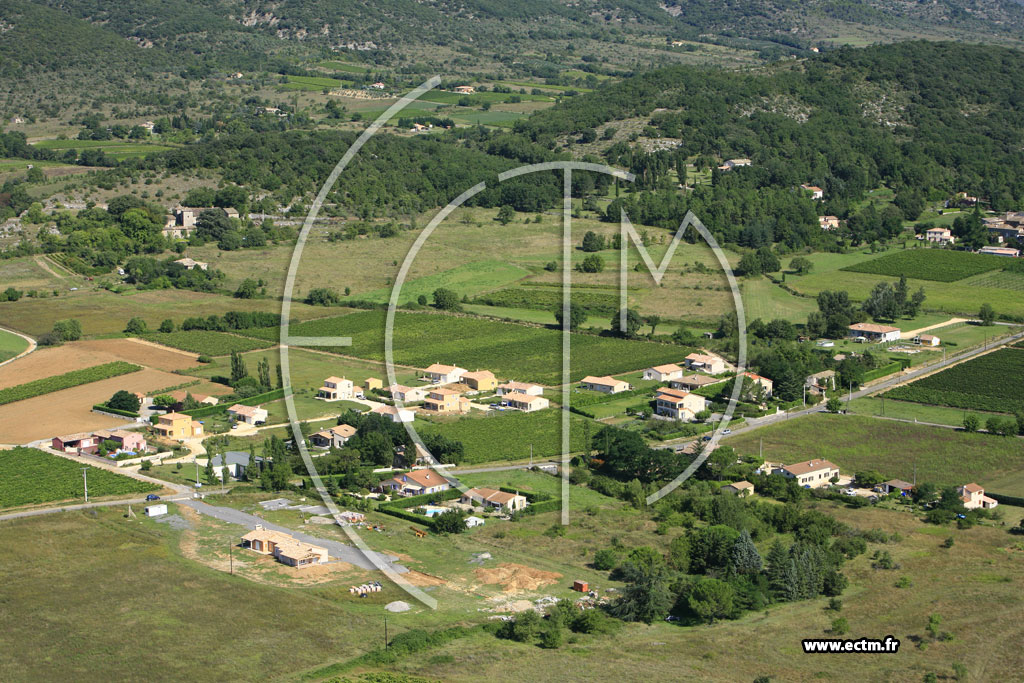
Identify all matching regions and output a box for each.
[726,414,1024,494]
[0,327,29,363]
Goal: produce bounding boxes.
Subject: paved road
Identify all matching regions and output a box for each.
[0,496,167,523]
[178,498,408,573]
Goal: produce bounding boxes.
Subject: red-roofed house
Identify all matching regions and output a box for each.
[580,376,630,394]
[424,363,467,384]
[654,388,707,421]
[380,468,450,496]
[460,370,497,392]
[228,404,268,425]
[317,376,354,401]
[309,424,357,449]
[848,323,901,343]
[957,483,998,510]
[505,393,550,412]
[460,487,527,511]
[776,459,839,488]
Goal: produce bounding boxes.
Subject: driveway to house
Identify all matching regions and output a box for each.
[178,498,408,573]
[899,317,968,340]
[0,325,36,368]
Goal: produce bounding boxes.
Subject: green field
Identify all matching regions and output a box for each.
[740,276,818,323]
[841,249,1005,282]
[420,410,589,463]
[959,269,1024,291]
[142,331,275,356]
[0,361,140,406]
[357,260,531,304]
[726,414,1024,494]
[0,447,157,508]
[318,60,371,73]
[0,328,29,363]
[242,310,690,385]
[420,91,553,105]
[883,347,1024,413]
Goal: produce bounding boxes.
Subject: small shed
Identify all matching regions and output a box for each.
[144,504,168,517]
[573,580,588,592]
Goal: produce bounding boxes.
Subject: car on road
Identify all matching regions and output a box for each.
[146,494,160,501]
[722,429,732,435]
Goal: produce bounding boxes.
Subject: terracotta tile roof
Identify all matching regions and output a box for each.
[581,375,626,388]
[650,363,682,374]
[782,459,838,476]
[228,404,262,417]
[461,370,495,381]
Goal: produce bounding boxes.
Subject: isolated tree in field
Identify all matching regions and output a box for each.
[496,204,515,225]
[581,230,605,252]
[52,318,82,342]
[978,303,995,325]
[107,390,140,413]
[124,317,147,335]
[578,254,605,273]
[963,413,980,432]
[158,319,174,333]
[827,397,842,413]
[610,308,642,338]
[688,577,735,624]
[230,350,249,384]
[306,288,341,306]
[646,314,662,336]
[553,302,587,330]
[257,356,271,390]
[432,287,461,311]
[234,278,258,299]
[789,256,813,275]
[417,294,428,306]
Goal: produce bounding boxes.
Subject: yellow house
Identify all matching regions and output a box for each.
[155,412,203,440]
[423,388,470,414]
[365,377,383,392]
[461,370,497,392]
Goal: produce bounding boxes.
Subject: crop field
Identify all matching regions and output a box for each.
[318,60,371,73]
[883,347,1024,413]
[420,90,553,105]
[278,75,350,91]
[841,249,1005,282]
[420,410,589,463]
[959,269,1024,291]
[0,447,157,508]
[241,310,689,385]
[848,397,1011,427]
[0,328,29,363]
[470,286,619,315]
[142,331,275,356]
[356,260,530,304]
[0,361,139,406]
[727,414,1024,494]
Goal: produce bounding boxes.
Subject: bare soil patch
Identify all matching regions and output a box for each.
[0,368,183,442]
[473,563,562,592]
[403,569,447,587]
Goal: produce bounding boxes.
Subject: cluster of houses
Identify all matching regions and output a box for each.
[378,364,550,418]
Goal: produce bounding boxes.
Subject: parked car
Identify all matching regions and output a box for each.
[721,429,732,435]
[146,494,160,501]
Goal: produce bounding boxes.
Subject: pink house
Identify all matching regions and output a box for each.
[93,429,148,453]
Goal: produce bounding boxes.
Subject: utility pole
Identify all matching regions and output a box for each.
[529,444,533,467]
[229,542,233,575]
[802,384,806,408]
[81,467,89,502]
[384,615,388,650]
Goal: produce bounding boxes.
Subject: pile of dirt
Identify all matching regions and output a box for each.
[474,563,562,592]
[487,598,536,613]
[386,601,411,612]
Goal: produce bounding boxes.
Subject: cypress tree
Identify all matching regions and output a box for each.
[730,529,763,575]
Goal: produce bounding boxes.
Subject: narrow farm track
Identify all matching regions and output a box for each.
[0,326,35,369]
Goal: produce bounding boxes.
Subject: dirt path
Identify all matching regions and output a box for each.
[0,326,35,369]
[33,254,75,279]
[126,336,202,360]
[900,317,968,340]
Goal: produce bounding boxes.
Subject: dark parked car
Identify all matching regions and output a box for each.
[146,494,160,501]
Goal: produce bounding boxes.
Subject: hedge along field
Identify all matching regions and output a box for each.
[142,331,274,356]
[419,411,589,464]
[244,311,689,385]
[0,361,140,406]
[0,447,158,508]
[840,249,1005,282]
[883,347,1024,413]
